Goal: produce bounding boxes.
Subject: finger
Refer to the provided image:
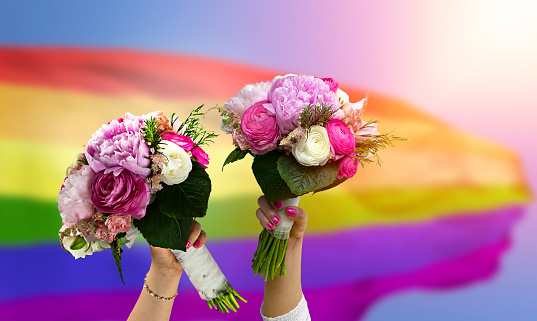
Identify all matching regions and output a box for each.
[257,196,281,226]
[284,206,307,234]
[256,208,275,230]
[187,220,202,249]
[193,230,207,248]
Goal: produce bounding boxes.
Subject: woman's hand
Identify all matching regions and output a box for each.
[149,219,208,277]
[256,195,308,242]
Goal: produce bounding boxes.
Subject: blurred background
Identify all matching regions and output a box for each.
[0,1,535,320]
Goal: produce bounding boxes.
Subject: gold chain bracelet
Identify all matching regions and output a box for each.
[143,274,178,301]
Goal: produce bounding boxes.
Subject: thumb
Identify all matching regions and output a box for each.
[284,206,307,238]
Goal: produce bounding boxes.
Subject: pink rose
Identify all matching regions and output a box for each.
[192,147,210,169]
[95,226,115,243]
[337,152,359,180]
[232,128,250,150]
[90,170,151,219]
[241,100,280,155]
[326,119,356,159]
[105,214,132,233]
[162,132,196,152]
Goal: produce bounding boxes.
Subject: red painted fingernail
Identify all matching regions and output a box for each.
[286,207,296,216]
[272,216,280,224]
[193,240,201,248]
[267,222,275,230]
[186,241,191,249]
[273,201,283,209]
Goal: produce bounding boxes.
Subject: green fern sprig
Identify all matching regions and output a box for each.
[299,103,338,129]
[177,105,219,147]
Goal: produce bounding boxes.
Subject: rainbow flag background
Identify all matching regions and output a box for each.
[0,2,535,321]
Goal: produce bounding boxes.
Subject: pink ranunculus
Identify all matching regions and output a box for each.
[161,132,195,152]
[90,170,151,219]
[232,128,250,150]
[221,81,273,132]
[192,147,210,168]
[337,152,359,180]
[320,77,338,92]
[326,119,356,159]
[241,100,280,155]
[95,226,116,243]
[57,165,96,229]
[267,75,341,134]
[85,113,151,177]
[105,214,132,233]
[355,120,380,142]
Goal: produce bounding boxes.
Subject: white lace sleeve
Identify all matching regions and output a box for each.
[261,294,311,321]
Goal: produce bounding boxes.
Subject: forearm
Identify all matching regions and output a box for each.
[262,237,303,318]
[127,264,182,321]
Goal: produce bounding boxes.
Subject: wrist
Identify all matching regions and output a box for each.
[146,264,182,298]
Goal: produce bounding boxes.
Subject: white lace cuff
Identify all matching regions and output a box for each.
[261,294,311,321]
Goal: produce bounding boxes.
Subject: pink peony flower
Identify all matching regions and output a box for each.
[337,152,359,180]
[90,170,151,219]
[222,81,273,132]
[355,120,380,142]
[95,225,115,243]
[192,147,210,168]
[241,100,280,155]
[57,165,96,229]
[326,119,356,159]
[162,132,196,152]
[232,128,250,150]
[105,214,132,233]
[267,75,341,134]
[85,113,151,177]
[320,77,338,92]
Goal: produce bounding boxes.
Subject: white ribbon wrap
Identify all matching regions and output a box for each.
[269,196,301,240]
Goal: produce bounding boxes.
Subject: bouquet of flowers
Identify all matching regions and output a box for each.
[58,107,245,313]
[219,74,403,280]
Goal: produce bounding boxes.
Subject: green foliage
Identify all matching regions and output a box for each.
[176,105,218,147]
[133,201,193,251]
[277,154,340,195]
[110,239,125,284]
[298,103,338,129]
[222,148,250,170]
[141,117,164,152]
[355,121,407,166]
[252,151,298,203]
[157,162,211,218]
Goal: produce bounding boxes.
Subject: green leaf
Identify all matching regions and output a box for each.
[157,162,211,218]
[69,236,87,251]
[222,147,250,170]
[277,154,340,195]
[110,240,125,284]
[133,201,193,251]
[252,150,299,203]
[314,177,348,194]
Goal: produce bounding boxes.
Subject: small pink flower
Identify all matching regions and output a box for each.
[338,152,359,180]
[105,214,132,234]
[320,77,338,92]
[326,119,356,159]
[232,128,250,150]
[95,226,116,243]
[192,147,210,168]
[162,132,196,152]
[241,100,280,155]
[355,120,380,142]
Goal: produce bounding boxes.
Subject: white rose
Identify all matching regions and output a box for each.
[62,236,94,259]
[161,141,193,185]
[292,125,331,166]
[336,89,349,105]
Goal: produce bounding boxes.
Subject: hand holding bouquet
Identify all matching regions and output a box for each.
[219,74,404,280]
[58,107,245,313]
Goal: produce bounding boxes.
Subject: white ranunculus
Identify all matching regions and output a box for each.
[63,236,94,259]
[292,125,331,166]
[336,88,349,105]
[161,141,193,185]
